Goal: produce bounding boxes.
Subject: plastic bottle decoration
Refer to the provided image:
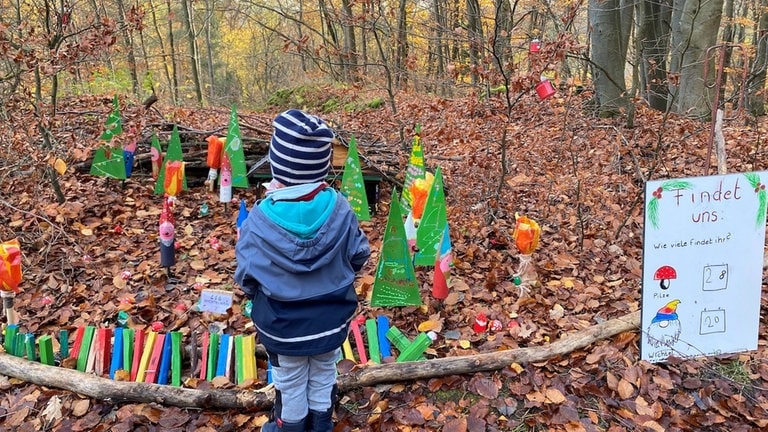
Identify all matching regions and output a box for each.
[150,135,163,180]
[219,152,232,204]
[164,160,184,199]
[236,199,248,240]
[123,137,137,178]
[396,332,435,362]
[432,225,452,300]
[535,76,556,101]
[0,239,22,325]
[473,312,488,333]
[205,135,224,192]
[400,125,425,215]
[154,126,188,195]
[529,38,541,53]
[409,172,434,222]
[512,213,541,293]
[159,199,176,275]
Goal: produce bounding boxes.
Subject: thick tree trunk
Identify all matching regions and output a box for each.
[181,0,204,106]
[637,0,672,111]
[204,0,217,102]
[166,0,181,105]
[466,0,483,86]
[0,311,639,409]
[148,0,174,102]
[340,0,358,82]
[748,0,768,116]
[588,0,632,117]
[396,0,409,88]
[669,0,724,118]
[116,0,140,97]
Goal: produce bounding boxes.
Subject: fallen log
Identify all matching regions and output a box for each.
[0,311,640,409]
[339,310,640,389]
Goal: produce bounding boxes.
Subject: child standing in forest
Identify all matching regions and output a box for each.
[235,109,371,432]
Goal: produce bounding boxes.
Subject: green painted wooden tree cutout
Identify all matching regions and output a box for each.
[224,106,249,188]
[400,125,425,214]
[90,95,126,179]
[154,125,189,195]
[340,135,371,221]
[414,167,448,266]
[371,189,422,307]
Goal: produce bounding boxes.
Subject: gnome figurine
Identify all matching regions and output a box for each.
[159,198,176,275]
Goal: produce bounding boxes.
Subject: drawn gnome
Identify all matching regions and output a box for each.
[646,299,682,348]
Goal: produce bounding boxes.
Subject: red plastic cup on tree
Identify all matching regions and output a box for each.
[529,38,541,53]
[536,77,556,101]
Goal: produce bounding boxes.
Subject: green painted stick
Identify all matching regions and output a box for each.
[170,331,182,386]
[365,319,381,364]
[38,335,54,366]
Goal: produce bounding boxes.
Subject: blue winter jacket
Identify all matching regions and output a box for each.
[234,182,371,356]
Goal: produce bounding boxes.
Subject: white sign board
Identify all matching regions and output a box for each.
[199,289,233,314]
[641,172,767,362]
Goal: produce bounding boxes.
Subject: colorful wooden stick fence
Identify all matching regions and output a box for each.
[1,326,261,387]
[1,314,434,387]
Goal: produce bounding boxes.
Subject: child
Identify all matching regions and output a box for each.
[235,109,371,432]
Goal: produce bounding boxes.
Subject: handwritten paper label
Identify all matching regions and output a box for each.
[641,171,768,362]
[199,289,233,314]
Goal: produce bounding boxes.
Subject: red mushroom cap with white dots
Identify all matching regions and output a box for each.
[654,265,676,280]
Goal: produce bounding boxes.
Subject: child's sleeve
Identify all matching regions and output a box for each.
[349,226,371,272]
[234,232,261,298]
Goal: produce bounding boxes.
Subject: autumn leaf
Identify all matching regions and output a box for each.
[53,158,67,174]
[545,388,566,404]
[40,395,63,426]
[190,260,206,270]
[70,399,90,417]
[617,378,635,399]
[471,377,499,399]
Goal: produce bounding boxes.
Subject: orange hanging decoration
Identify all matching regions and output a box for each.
[512,213,540,255]
[0,239,22,293]
[1,238,22,325]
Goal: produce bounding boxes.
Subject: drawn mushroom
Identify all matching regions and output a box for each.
[654,265,676,290]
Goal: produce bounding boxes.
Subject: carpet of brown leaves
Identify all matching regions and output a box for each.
[1,87,768,431]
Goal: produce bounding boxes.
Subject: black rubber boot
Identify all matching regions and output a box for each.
[278,418,307,432]
[306,409,333,432]
[261,417,306,432]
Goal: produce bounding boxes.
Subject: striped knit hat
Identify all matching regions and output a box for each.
[269,109,335,187]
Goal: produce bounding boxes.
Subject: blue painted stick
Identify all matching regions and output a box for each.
[109,327,124,379]
[377,315,391,359]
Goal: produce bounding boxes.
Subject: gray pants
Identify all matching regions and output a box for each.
[269,349,340,422]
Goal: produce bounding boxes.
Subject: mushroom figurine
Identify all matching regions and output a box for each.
[654,265,676,290]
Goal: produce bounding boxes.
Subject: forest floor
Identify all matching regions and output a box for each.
[1,85,768,431]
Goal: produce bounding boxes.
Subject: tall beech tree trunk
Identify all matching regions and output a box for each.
[669,0,724,118]
[466,0,483,85]
[116,0,139,97]
[637,0,672,111]
[181,0,204,106]
[340,0,357,82]
[588,0,632,117]
[748,0,768,115]
[166,0,180,105]
[395,0,408,88]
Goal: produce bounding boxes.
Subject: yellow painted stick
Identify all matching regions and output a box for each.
[135,331,157,382]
